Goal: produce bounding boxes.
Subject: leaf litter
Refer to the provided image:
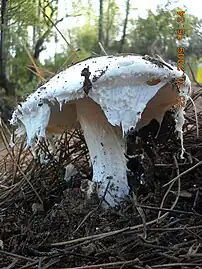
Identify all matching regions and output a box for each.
[1,88,202,269]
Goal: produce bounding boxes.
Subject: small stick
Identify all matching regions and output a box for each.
[154,163,190,167]
[163,160,202,187]
[4,259,18,269]
[184,226,202,241]
[98,42,108,56]
[146,225,202,232]
[158,252,179,262]
[59,259,141,269]
[19,260,43,269]
[134,204,201,217]
[50,208,177,247]
[152,263,202,268]
[0,250,35,262]
[157,155,181,221]
[193,189,200,209]
[132,192,147,239]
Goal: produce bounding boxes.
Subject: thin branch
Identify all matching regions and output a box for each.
[163,159,202,188]
[98,42,108,56]
[23,45,45,82]
[39,5,79,60]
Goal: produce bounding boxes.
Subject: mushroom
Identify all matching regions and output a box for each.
[10,55,191,207]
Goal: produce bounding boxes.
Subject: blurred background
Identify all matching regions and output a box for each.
[0,0,202,120]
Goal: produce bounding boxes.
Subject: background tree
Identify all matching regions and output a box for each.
[98,0,103,46]
[119,0,130,53]
[0,0,16,96]
[0,0,201,122]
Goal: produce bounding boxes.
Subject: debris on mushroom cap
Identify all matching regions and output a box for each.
[10,55,191,147]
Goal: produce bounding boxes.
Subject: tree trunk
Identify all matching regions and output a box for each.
[104,1,110,49]
[32,0,41,50]
[98,0,103,45]
[119,0,130,53]
[0,0,15,96]
[0,0,8,79]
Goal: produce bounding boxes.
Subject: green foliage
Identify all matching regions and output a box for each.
[1,0,62,98]
[102,0,120,48]
[71,22,98,57]
[9,0,39,26]
[128,7,200,61]
[1,0,202,102]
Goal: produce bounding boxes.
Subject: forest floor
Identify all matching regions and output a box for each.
[1,85,202,269]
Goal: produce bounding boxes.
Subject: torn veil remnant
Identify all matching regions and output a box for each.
[10,55,191,208]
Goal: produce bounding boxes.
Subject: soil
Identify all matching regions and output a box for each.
[1,88,202,269]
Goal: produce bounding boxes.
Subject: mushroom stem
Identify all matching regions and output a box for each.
[76,98,129,207]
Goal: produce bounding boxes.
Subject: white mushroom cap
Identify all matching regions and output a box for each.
[10,55,190,145]
[10,55,191,207]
